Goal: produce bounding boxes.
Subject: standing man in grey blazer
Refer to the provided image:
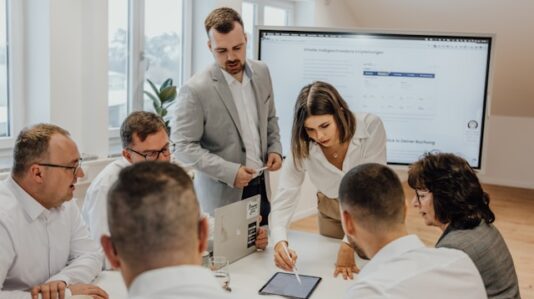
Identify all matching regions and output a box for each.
[172,7,282,233]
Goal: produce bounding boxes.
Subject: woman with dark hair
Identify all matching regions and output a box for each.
[408,153,520,299]
[269,81,386,279]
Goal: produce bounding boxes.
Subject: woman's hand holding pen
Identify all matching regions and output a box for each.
[274,241,298,271]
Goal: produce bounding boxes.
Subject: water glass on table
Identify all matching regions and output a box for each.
[208,256,231,292]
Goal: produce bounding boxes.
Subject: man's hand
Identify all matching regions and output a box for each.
[273,241,297,271]
[255,226,268,250]
[234,166,255,188]
[333,242,359,280]
[70,283,109,299]
[266,153,282,171]
[31,280,66,299]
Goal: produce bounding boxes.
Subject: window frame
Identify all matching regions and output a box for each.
[0,0,23,152]
[244,0,295,26]
[108,0,190,153]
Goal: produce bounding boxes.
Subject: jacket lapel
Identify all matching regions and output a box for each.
[210,64,244,140]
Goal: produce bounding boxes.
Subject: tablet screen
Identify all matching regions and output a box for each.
[259,272,321,299]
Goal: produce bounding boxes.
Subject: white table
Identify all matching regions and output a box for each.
[96,231,358,298]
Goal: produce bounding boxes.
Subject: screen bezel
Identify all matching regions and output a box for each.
[258,272,322,299]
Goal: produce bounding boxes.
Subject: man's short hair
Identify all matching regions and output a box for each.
[339,163,405,231]
[107,161,199,263]
[120,111,166,148]
[204,7,244,36]
[12,123,70,177]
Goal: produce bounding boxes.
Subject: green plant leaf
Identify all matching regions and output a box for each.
[144,90,161,107]
[160,78,173,91]
[160,86,177,103]
[161,108,168,117]
[153,101,162,115]
[146,79,160,99]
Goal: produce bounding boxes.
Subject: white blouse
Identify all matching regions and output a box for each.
[269,112,387,245]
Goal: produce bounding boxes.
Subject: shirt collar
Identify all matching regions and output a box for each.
[128,265,222,297]
[359,234,425,278]
[353,113,370,141]
[6,176,47,221]
[221,61,252,86]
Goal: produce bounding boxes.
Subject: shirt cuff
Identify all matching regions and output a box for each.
[65,287,72,298]
[270,226,288,247]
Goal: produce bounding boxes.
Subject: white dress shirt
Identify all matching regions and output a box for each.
[128,265,234,299]
[270,112,387,245]
[222,67,263,170]
[82,157,130,241]
[344,234,487,299]
[0,176,103,299]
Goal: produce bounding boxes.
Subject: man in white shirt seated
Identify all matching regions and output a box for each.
[100,161,234,299]
[338,163,487,299]
[82,111,172,268]
[0,124,108,299]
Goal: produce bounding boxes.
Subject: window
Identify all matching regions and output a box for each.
[108,0,128,129]
[242,0,294,59]
[0,0,9,137]
[108,0,184,130]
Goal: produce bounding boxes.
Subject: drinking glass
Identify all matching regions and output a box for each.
[208,256,231,292]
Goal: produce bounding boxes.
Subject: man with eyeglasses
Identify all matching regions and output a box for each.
[82,111,172,269]
[0,123,108,299]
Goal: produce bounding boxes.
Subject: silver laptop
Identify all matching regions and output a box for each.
[213,195,261,264]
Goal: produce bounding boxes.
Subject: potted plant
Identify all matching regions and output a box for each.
[144,78,177,133]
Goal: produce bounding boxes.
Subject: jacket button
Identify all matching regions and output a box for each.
[241,147,246,152]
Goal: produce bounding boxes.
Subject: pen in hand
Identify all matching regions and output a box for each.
[281,243,302,285]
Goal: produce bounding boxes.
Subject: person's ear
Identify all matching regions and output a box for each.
[198,216,209,253]
[122,149,133,164]
[340,209,356,237]
[29,164,45,183]
[101,235,121,269]
[207,39,212,52]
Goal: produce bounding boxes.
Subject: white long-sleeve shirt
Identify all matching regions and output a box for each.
[269,112,387,245]
[0,176,103,299]
[344,235,487,298]
[82,157,130,242]
[128,265,233,299]
[221,67,262,171]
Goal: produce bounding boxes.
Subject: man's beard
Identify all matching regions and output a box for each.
[224,59,245,75]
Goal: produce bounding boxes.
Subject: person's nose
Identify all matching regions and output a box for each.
[77,167,85,179]
[316,130,326,141]
[411,195,419,207]
[227,50,237,61]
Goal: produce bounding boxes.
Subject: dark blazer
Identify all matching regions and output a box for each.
[171,60,282,214]
[437,221,520,299]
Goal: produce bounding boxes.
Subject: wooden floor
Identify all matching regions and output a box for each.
[289,183,534,298]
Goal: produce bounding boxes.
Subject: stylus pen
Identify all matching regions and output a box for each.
[257,166,269,172]
[281,243,302,285]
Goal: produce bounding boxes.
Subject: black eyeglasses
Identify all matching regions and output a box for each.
[127,142,176,161]
[37,159,83,176]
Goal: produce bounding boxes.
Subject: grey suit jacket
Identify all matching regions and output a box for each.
[171,60,282,214]
[437,221,520,299]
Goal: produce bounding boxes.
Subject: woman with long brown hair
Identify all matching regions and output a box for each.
[269,81,387,279]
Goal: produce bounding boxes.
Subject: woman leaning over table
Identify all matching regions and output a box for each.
[269,81,386,279]
[408,152,520,299]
